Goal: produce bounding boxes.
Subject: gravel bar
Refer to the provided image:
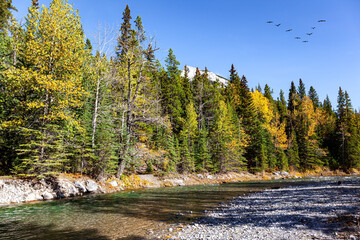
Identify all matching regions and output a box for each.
[166,178,360,240]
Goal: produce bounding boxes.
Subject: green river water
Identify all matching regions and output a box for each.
[0,177,345,240]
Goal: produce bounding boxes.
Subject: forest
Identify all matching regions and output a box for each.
[0,0,359,179]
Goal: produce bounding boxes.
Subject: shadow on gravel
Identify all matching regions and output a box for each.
[195,180,360,235]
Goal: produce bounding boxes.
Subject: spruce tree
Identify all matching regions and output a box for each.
[323,95,333,115]
[308,86,320,109]
[160,49,184,134]
[298,78,306,101]
[116,4,131,59]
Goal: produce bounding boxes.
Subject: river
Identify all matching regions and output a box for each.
[0,177,344,240]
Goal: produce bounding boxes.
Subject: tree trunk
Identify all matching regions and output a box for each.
[92,77,101,148]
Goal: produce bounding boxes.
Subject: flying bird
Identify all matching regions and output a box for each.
[306,33,313,36]
[295,37,301,39]
[303,40,309,43]
[275,24,281,27]
[318,20,326,22]
[312,27,316,29]
[285,29,293,32]
[267,21,273,23]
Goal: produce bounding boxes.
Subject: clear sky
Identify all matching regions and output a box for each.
[12,0,360,110]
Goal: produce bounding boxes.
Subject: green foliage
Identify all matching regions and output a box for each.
[0,0,16,31]
[0,0,359,179]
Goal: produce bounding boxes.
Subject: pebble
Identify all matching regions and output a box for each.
[167,178,360,240]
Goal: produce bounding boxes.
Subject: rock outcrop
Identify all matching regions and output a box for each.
[0,177,102,205]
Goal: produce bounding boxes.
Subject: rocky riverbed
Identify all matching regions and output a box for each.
[162,177,360,240]
[0,171,301,205]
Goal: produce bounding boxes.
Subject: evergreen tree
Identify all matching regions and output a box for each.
[211,100,247,172]
[308,86,320,109]
[323,95,333,115]
[160,49,184,134]
[179,102,198,172]
[116,4,131,59]
[347,113,360,169]
[264,84,273,102]
[276,89,287,123]
[287,81,299,151]
[195,128,211,171]
[113,5,161,177]
[298,78,306,101]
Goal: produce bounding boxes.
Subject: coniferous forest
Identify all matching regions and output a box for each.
[1,0,359,179]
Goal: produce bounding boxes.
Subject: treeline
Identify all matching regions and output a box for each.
[0,0,359,179]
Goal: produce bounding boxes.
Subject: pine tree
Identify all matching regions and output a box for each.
[323,95,333,115]
[116,4,131,59]
[113,5,161,177]
[160,49,184,134]
[195,128,211,171]
[276,89,287,123]
[192,67,214,131]
[308,86,320,109]
[211,100,247,172]
[347,113,360,169]
[264,84,273,102]
[179,102,198,172]
[298,78,306,101]
[229,64,237,83]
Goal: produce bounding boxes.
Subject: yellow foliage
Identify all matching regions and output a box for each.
[251,90,288,150]
[297,96,317,138]
[251,90,273,125]
[1,0,86,131]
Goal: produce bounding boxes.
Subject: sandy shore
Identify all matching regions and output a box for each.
[162,177,360,240]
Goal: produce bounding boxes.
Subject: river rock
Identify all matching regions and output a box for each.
[42,191,54,200]
[74,181,87,193]
[166,179,185,186]
[86,180,98,192]
[57,179,78,197]
[24,193,37,202]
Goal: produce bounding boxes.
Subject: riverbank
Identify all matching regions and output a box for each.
[160,177,360,240]
[0,169,355,205]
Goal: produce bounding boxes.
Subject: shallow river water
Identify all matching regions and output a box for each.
[0,177,344,240]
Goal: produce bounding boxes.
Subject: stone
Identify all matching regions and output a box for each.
[167,179,184,186]
[24,193,37,202]
[86,180,98,192]
[74,181,87,193]
[109,180,118,187]
[35,193,43,201]
[42,191,54,200]
[350,235,357,240]
[207,175,214,179]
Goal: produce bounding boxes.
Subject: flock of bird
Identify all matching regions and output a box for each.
[266,19,326,43]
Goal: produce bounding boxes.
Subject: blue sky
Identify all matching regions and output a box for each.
[12,0,360,110]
